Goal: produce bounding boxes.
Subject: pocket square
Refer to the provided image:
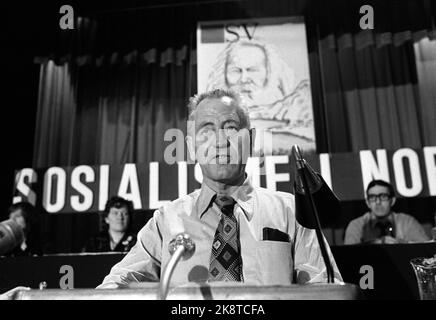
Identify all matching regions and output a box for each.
[262,227,290,242]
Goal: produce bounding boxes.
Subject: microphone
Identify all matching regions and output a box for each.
[159,233,196,300]
[377,219,395,238]
[292,145,339,283]
[292,146,340,229]
[188,266,214,300]
[0,219,24,255]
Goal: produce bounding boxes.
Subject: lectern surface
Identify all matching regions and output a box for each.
[16,283,362,300]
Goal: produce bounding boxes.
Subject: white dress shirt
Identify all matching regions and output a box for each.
[99,177,342,288]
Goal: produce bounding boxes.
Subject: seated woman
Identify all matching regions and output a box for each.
[83,196,137,253]
[3,202,43,257]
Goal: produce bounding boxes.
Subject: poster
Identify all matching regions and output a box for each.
[197,17,316,155]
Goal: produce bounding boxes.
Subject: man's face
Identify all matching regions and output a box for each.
[188,97,250,184]
[105,206,129,232]
[366,185,395,218]
[9,209,26,231]
[225,45,268,100]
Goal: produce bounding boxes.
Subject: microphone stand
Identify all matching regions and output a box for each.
[159,233,196,300]
[293,146,335,283]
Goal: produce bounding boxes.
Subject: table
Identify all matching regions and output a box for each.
[1,243,435,299]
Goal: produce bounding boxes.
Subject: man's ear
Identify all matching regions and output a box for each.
[186,135,196,163]
[365,198,371,210]
[390,196,396,207]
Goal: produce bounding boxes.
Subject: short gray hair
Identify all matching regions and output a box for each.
[187,88,251,129]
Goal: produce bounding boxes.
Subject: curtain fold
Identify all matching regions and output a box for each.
[414,37,436,146]
[33,61,77,167]
[312,30,426,152]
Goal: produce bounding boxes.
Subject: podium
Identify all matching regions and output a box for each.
[15,283,362,300]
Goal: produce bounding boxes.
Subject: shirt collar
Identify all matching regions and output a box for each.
[196,175,255,221]
[369,211,394,225]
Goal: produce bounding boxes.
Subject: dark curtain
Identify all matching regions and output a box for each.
[33,62,77,166]
[306,0,436,152]
[414,37,436,146]
[33,0,436,163]
[29,0,436,250]
[34,47,194,168]
[73,47,193,166]
[310,30,426,153]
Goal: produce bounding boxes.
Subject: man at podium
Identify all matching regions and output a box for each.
[98,89,342,289]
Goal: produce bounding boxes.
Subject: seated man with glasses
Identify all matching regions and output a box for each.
[344,180,430,244]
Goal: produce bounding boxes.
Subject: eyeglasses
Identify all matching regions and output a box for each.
[367,193,391,203]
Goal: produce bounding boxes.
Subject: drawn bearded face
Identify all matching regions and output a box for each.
[225,44,268,103]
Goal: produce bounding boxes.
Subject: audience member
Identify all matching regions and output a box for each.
[2,202,44,256]
[344,180,430,244]
[82,196,137,253]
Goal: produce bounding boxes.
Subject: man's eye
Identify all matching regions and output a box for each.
[198,127,213,137]
[229,67,241,74]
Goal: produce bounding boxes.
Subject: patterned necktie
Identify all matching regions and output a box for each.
[209,197,243,282]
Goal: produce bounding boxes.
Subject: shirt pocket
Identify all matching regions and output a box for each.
[254,240,293,285]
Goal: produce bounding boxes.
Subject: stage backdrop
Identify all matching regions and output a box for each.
[12,147,436,214]
[197,17,316,155]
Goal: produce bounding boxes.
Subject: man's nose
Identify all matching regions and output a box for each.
[240,69,249,83]
[215,130,230,149]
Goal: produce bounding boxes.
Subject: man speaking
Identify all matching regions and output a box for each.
[98,89,341,288]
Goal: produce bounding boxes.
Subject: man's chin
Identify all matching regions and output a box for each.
[203,164,243,183]
[374,211,391,218]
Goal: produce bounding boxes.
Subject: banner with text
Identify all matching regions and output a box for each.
[12,147,436,214]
